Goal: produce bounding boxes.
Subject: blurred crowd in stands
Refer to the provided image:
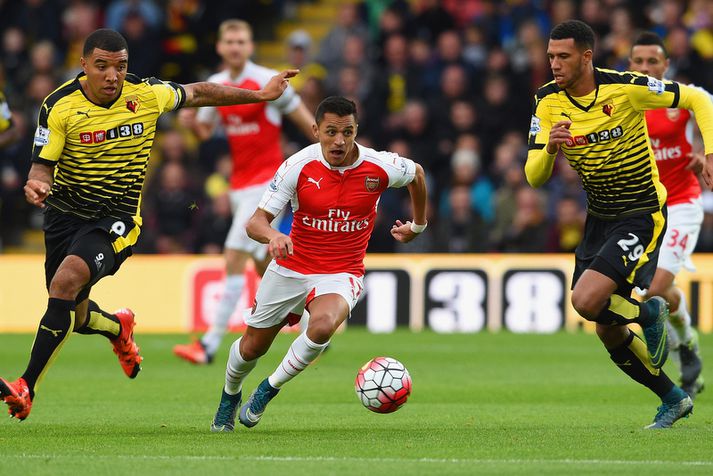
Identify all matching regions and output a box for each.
[1,0,713,254]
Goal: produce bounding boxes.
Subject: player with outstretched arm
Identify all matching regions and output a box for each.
[0,28,296,421]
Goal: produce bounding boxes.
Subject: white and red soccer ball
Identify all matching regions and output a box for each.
[355,356,412,413]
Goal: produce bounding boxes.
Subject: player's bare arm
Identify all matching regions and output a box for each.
[703,154,713,188]
[391,163,428,243]
[182,69,299,108]
[684,152,706,174]
[24,163,53,208]
[286,102,317,141]
[246,208,293,258]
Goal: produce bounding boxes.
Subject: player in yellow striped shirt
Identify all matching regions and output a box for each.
[0,29,297,421]
[526,20,713,429]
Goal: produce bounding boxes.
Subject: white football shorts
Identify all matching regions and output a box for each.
[658,198,704,274]
[246,261,364,328]
[225,181,282,259]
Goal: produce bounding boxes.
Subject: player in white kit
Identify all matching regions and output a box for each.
[173,20,315,365]
[210,96,428,431]
[629,32,707,397]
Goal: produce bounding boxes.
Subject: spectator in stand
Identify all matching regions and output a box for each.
[278,30,326,93]
[547,195,586,253]
[144,161,202,254]
[550,0,577,27]
[194,192,232,254]
[477,74,520,162]
[1,0,62,47]
[374,34,412,114]
[2,28,31,95]
[434,184,489,252]
[429,63,472,139]
[61,1,102,75]
[649,0,686,38]
[490,164,527,249]
[545,160,587,222]
[105,0,162,32]
[599,6,636,70]
[666,26,706,87]
[118,9,161,79]
[325,35,374,98]
[411,0,454,44]
[580,0,609,38]
[29,41,58,80]
[423,29,471,93]
[499,187,551,253]
[392,100,440,184]
[316,3,369,73]
[299,77,327,117]
[444,148,493,224]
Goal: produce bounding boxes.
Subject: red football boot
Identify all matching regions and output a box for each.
[0,377,32,421]
[111,308,142,378]
[173,339,211,365]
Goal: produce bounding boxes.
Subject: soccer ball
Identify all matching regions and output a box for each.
[354,356,412,413]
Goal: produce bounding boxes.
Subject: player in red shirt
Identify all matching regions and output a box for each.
[629,32,706,397]
[209,96,428,431]
[174,20,315,365]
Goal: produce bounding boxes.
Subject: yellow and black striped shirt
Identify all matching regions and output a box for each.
[527,68,690,219]
[32,73,185,223]
[0,90,11,134]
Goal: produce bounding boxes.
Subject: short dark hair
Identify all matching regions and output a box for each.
[550,20,595,51]
[633,31,668,58]
[315,96,358,124]
[83,29,128,57]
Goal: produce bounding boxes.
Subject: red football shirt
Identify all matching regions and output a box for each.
[646,108,701,206]
[196,62,301,190]
[259,143,416,276]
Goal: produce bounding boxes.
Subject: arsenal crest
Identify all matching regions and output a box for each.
[602,103,614,117]
[126,95,140,113]
[365,176,380,192]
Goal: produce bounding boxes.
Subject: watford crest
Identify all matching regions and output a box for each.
[126,95,140,113]
[602,103,614,117]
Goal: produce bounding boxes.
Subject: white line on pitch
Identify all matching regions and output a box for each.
[6,454,713,466]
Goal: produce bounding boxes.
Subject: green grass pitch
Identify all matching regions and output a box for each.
[0,329,711,475]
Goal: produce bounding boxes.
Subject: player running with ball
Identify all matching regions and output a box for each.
[210,96,428,431]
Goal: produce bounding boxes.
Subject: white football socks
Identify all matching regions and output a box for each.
[268,332,329,388]
[224,337,257,395]
[669,288,693,346]
[202,274,245,356]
